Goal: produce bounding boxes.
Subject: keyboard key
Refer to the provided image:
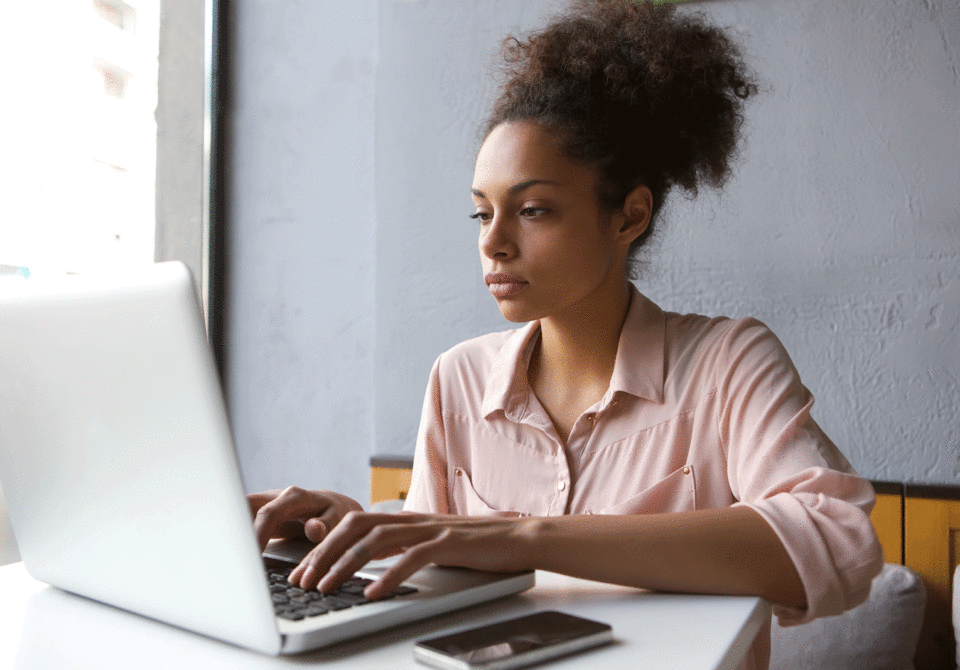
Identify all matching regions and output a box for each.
[265,562,418,619]
[318,596,353,611]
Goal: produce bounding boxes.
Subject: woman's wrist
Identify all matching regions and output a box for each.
[512,516,558,572]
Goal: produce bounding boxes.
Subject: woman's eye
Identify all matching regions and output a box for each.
[519,207,548,218]
[469,212,492,222]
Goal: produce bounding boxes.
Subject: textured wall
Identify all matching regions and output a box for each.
[373,0,960,484]
[374,0,557,457]
[226,1,377,503]
[644,0,960,483]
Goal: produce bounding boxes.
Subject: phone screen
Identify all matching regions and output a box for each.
[416,610,612,667]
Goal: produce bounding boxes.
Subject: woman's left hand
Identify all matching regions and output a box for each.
[286,511,533,599]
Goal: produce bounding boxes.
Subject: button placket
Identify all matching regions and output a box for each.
[552,449,571,514]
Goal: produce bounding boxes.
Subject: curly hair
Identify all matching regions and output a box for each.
[485,0,758,278]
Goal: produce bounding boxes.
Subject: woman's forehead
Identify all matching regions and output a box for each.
[473,121,590,194]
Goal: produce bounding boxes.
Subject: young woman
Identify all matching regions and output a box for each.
[250,3,882,668]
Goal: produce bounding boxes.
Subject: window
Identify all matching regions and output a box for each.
[2,0,218,335]
[2,0,160,277]
[94,0,136,32]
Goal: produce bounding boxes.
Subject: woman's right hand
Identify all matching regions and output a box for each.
[247,486,364,552]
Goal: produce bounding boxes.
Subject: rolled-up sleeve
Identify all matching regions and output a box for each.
[719,319,883,625]
[403,355,450,514]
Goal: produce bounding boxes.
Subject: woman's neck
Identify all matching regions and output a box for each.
[527,281,632,442]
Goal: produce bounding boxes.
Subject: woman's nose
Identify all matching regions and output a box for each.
[479,215,516,260]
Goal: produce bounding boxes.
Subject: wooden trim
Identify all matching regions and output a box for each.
[905,495,960,670]
[870,480,904,497]
[906,483,960,502]
[370,455,414,470]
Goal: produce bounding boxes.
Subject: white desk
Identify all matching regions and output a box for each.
[0,561,769,670]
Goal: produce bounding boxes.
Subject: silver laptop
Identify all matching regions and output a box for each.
[0,261,533,655]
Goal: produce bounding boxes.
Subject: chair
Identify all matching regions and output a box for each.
[769,563,925,670]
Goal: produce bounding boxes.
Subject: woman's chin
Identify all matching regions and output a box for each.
[495,300,539,324]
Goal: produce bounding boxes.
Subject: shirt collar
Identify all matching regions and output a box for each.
[481,320,540,420]
[607,284,665,404]
[481,284,666,419]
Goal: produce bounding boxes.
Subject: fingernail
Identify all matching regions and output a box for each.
[301,565,315,586]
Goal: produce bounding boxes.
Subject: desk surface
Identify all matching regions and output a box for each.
[0,561,769,670]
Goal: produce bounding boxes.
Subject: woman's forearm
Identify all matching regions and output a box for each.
[516,506,806,609]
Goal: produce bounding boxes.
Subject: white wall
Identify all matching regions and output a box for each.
[228,0,960,502]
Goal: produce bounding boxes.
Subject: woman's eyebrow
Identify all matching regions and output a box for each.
[471,179,561,199]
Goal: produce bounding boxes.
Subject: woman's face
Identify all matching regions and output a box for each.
[471,121,627,323]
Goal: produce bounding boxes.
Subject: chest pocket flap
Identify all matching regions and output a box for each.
[450,467,523,518]
[596,465,696,515]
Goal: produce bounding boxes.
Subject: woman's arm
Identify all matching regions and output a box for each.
[286,505,806,610]
[525,506,805,608]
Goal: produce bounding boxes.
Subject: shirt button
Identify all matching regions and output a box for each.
[455,468,463,476]
[558,480,566,491]
[682,466,691,475]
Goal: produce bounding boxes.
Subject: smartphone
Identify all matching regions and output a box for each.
[413,610,613,670]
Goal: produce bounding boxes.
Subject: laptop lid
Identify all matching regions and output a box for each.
[0,262,535,655]
[0,262,283,654]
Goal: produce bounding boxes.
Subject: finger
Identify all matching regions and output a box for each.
[363,537,447,600]
[247,490,280,517]
[316,522,434,594]
[303,518,327,543]
[287,512,372,589]
[304,498,354,543]
[253,487,330,552]
[290,514,414,591]
[316,541,380,593]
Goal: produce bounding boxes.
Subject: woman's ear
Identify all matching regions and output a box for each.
[616,185,652,245]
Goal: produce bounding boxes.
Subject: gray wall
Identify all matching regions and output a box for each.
[228,0,960,506]
[226,1,377,502]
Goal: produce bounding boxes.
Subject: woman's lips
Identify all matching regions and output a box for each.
[485,272,528,298]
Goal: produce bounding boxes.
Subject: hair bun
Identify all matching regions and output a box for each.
[486,0,759,274]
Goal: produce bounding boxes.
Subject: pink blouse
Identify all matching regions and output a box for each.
[404,286,882,668]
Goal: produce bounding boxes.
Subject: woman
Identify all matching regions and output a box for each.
[250,3,882,667]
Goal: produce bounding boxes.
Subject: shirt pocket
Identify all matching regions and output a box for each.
[595,465,696,515]
[450,467,522,518]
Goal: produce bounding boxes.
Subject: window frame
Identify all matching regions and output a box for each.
[154,0,227,375]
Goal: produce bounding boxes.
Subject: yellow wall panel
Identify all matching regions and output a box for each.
[871,491,903,565]
[370,466,412,505]
[905,493,960,670]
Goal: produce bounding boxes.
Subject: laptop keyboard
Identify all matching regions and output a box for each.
[265,560,418,621]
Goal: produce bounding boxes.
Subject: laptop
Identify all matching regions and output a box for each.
[0,261,534,655]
